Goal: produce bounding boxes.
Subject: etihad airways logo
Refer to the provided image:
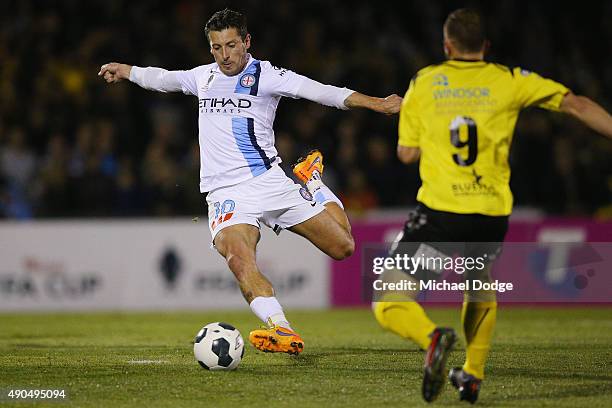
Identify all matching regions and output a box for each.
[198,97,252,114]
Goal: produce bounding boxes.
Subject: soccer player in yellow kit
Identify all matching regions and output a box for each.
[373,8,612,404]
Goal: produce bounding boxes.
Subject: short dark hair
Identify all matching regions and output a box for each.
[444,9,486,53]
[204,8,248,41]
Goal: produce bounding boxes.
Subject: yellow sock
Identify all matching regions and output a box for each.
[461,300,497,379]
[373,300,436,350]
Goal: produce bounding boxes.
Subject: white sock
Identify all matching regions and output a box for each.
[306,170,344,209]
[249,296,292,329]
[305,169,324,191]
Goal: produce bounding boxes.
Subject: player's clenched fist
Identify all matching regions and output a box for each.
[382,94,403,115]
[97,62,132,83]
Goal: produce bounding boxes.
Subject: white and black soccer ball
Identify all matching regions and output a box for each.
[193,322,244,371]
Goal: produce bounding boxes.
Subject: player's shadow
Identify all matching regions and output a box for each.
[9,342,51,348]
[240,347,423,373]
[318,347,421,354]
[476,367,612,405]
[285,347,422,370]
[493,366,612,383]
[481,384,611,406]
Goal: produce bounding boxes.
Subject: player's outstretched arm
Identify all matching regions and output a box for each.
[560,92,612,139]
[98,63,132,83]
[344,92,403,115]
[98,63,194,94]
[292,76,402,114]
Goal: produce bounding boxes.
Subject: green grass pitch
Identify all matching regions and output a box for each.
[1,307,611,407]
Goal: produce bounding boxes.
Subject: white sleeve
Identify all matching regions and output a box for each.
[129,66,198,96]
[295,76,355,110]
[265,65,354,110]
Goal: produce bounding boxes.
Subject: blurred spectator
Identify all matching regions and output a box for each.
[176,141,206,216]
[141,139,181,216]
[113,156,142,216]
[0,127,37,218]
[1,127,36,188]
[95,120,118,178]
[340,168,379,216]
[37,133,70,216]
[365,136,400,206]
[69,121,94,179]
[276,131,298,174]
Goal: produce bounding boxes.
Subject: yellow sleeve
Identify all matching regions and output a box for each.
[513,67,570,111]
[398,78,423,147]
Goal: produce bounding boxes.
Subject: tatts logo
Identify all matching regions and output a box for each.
[211,200,236,231]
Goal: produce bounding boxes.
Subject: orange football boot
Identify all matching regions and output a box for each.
[292,149,324,183]
[249,325,304,355]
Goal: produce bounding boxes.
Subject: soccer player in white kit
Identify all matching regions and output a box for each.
[98,8,402,355]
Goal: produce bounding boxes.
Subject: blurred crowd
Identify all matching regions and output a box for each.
[1,0,611,219]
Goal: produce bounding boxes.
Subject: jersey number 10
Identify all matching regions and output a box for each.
[450,115,478,166]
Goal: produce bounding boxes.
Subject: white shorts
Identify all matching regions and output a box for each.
[206,165,325,243]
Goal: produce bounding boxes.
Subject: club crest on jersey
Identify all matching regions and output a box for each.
[299,187,313,201]
[240,74,256,88]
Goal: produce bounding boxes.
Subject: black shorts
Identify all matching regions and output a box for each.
[393,203,509,260]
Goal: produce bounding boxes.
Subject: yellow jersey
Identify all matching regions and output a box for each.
[398,60,569,216]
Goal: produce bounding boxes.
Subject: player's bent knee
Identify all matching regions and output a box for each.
[330,235,355,260]
[344,237,356,258]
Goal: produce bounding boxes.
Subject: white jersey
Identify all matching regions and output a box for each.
[129,54,354,192]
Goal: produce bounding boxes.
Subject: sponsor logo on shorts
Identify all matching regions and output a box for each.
[299,187,313,202]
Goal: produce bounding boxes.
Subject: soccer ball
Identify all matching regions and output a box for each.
[193,322,244,371]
